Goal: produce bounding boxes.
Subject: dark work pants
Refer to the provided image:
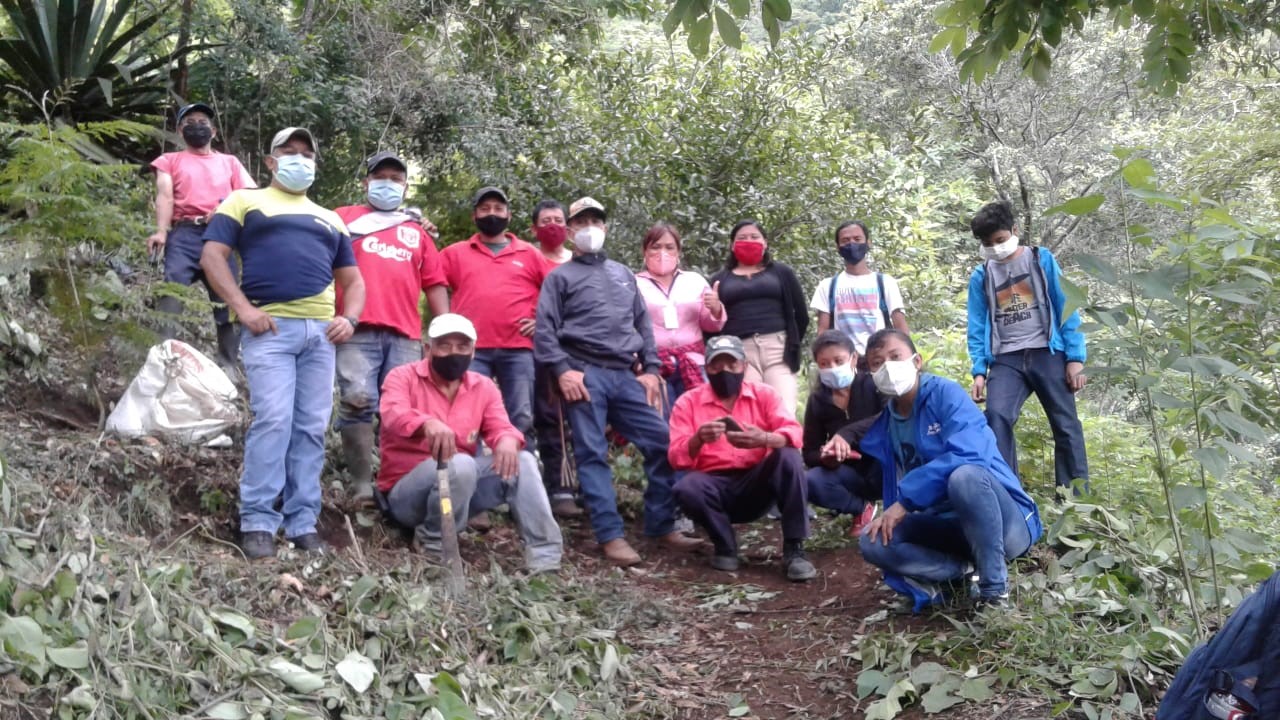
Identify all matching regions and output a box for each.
[673,446,809,556]
[985,347,1089,489]
[534,363,572,497]
[159,223,237,327]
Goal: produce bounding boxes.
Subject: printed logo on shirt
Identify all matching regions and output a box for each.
[512,260,524,268]
[361,235,412,262]
[927,422,942,436]
[467,430,479,445]
[397,225,420,249]
[832,281,884,344]
[994,274,1037,327]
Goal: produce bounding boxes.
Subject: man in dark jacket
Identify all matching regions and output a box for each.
[534,197,703,566]
[802,331,884,535]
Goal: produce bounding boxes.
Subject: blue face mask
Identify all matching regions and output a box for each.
[367,178,405,211]
[818,363,855,390]
[273,154,315,193]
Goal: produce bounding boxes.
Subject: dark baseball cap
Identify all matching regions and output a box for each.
[705,335,746,362]
[472,186,509,208]
[365,151,407,175]
[176,103,215,124]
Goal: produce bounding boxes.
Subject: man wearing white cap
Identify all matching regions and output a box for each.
[376,313,563,573]
[535,197,703,566]
[202,127,366,560]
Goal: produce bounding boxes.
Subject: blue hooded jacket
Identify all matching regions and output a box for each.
[966,246,1086,378]
[860,374,1043,611]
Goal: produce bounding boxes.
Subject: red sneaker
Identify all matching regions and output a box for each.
[849,504,877,537]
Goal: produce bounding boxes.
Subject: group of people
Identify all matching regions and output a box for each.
[150,105,1090,607]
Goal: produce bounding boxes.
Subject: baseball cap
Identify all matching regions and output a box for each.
[176,103,215,124]
[427,313,477,341]
[471,186,509,208]
[705,335,746,362]
[365,151,407,175]
[269,127,318,156]
[568,196,606,221]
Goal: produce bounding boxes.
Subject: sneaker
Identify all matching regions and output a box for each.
[286,533,326,553]
[848,504,877,537]
[784,550,817,582]
[710,555,741,572]
[240,531,276,560]
[467,511,492,533]
[974,593,1009,610]
[550,496,584,518]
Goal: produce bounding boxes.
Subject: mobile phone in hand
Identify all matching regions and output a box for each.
[719,416,743,432]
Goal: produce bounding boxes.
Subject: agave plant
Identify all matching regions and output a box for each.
[0,0,203,123]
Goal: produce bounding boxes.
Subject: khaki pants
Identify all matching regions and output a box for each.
[742,331,797,418]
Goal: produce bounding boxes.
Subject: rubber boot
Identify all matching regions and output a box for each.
[155,295,183,340]
[341,423,376,505]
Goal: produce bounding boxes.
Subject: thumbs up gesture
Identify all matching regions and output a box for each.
[703,281,724,318]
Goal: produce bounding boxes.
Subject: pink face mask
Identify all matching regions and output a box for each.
[646,250,678,276]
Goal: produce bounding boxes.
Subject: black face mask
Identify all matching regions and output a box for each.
[475,214,510,237]
[838,242,869,266]
[430,353,471,381]
[707,370,745,400]
[182,124,213,148]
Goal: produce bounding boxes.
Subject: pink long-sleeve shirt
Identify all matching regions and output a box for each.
[377,361,524,492]
[636,269,728,349]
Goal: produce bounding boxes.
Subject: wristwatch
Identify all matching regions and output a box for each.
[343,315,359,329]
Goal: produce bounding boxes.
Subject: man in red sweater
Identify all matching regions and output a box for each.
[334,151,449,504]
[669,335,817,582]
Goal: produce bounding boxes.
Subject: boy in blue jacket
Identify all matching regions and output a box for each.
[859,329,1042,610]
[966,201,1088,492]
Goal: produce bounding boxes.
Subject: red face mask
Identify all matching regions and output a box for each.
[535,224,567,250]
[732,240,766,266]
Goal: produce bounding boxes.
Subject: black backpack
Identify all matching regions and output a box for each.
[1156,570,1280,719]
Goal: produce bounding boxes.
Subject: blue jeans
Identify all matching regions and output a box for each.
[860,464,1034,597]
[985,347,1089,490]
[386,451,563,570]
[806,463,880,515]
[334,327,422,427]
[563,365,678,543]
[239,318,336,537]
[472,348,535,446]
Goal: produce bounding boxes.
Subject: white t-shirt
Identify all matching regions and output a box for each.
[809,271,906,354]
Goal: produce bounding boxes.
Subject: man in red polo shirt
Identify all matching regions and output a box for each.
[669,335,817,582]
[332,151,450,504]
[439,187,546,448]
[377,313,563,573]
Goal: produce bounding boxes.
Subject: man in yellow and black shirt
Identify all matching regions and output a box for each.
[201,127,366,560]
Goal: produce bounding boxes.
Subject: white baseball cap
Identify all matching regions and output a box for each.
[269,127,318,156]
[427,313,477,341]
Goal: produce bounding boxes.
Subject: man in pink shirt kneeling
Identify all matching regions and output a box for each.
[377,313,563,573]
[669,335,817,582]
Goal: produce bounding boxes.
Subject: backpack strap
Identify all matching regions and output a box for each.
[827,273,841,323]
[876,272,891,327]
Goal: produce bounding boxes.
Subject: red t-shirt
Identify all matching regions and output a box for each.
[439,234,548,350]
[151,150,254,220]
[334,206,446,340]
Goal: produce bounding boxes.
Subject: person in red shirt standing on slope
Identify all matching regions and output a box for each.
[148,102,257,374]
[334,152,449,504]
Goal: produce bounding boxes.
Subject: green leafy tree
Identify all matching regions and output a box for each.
[0,0,204,123]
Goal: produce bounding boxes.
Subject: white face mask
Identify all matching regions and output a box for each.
[979,234,1019,261]
[872,357,919,397]
[574,226,606,253]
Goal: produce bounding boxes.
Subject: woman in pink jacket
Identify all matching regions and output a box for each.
[635,223,727,415]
